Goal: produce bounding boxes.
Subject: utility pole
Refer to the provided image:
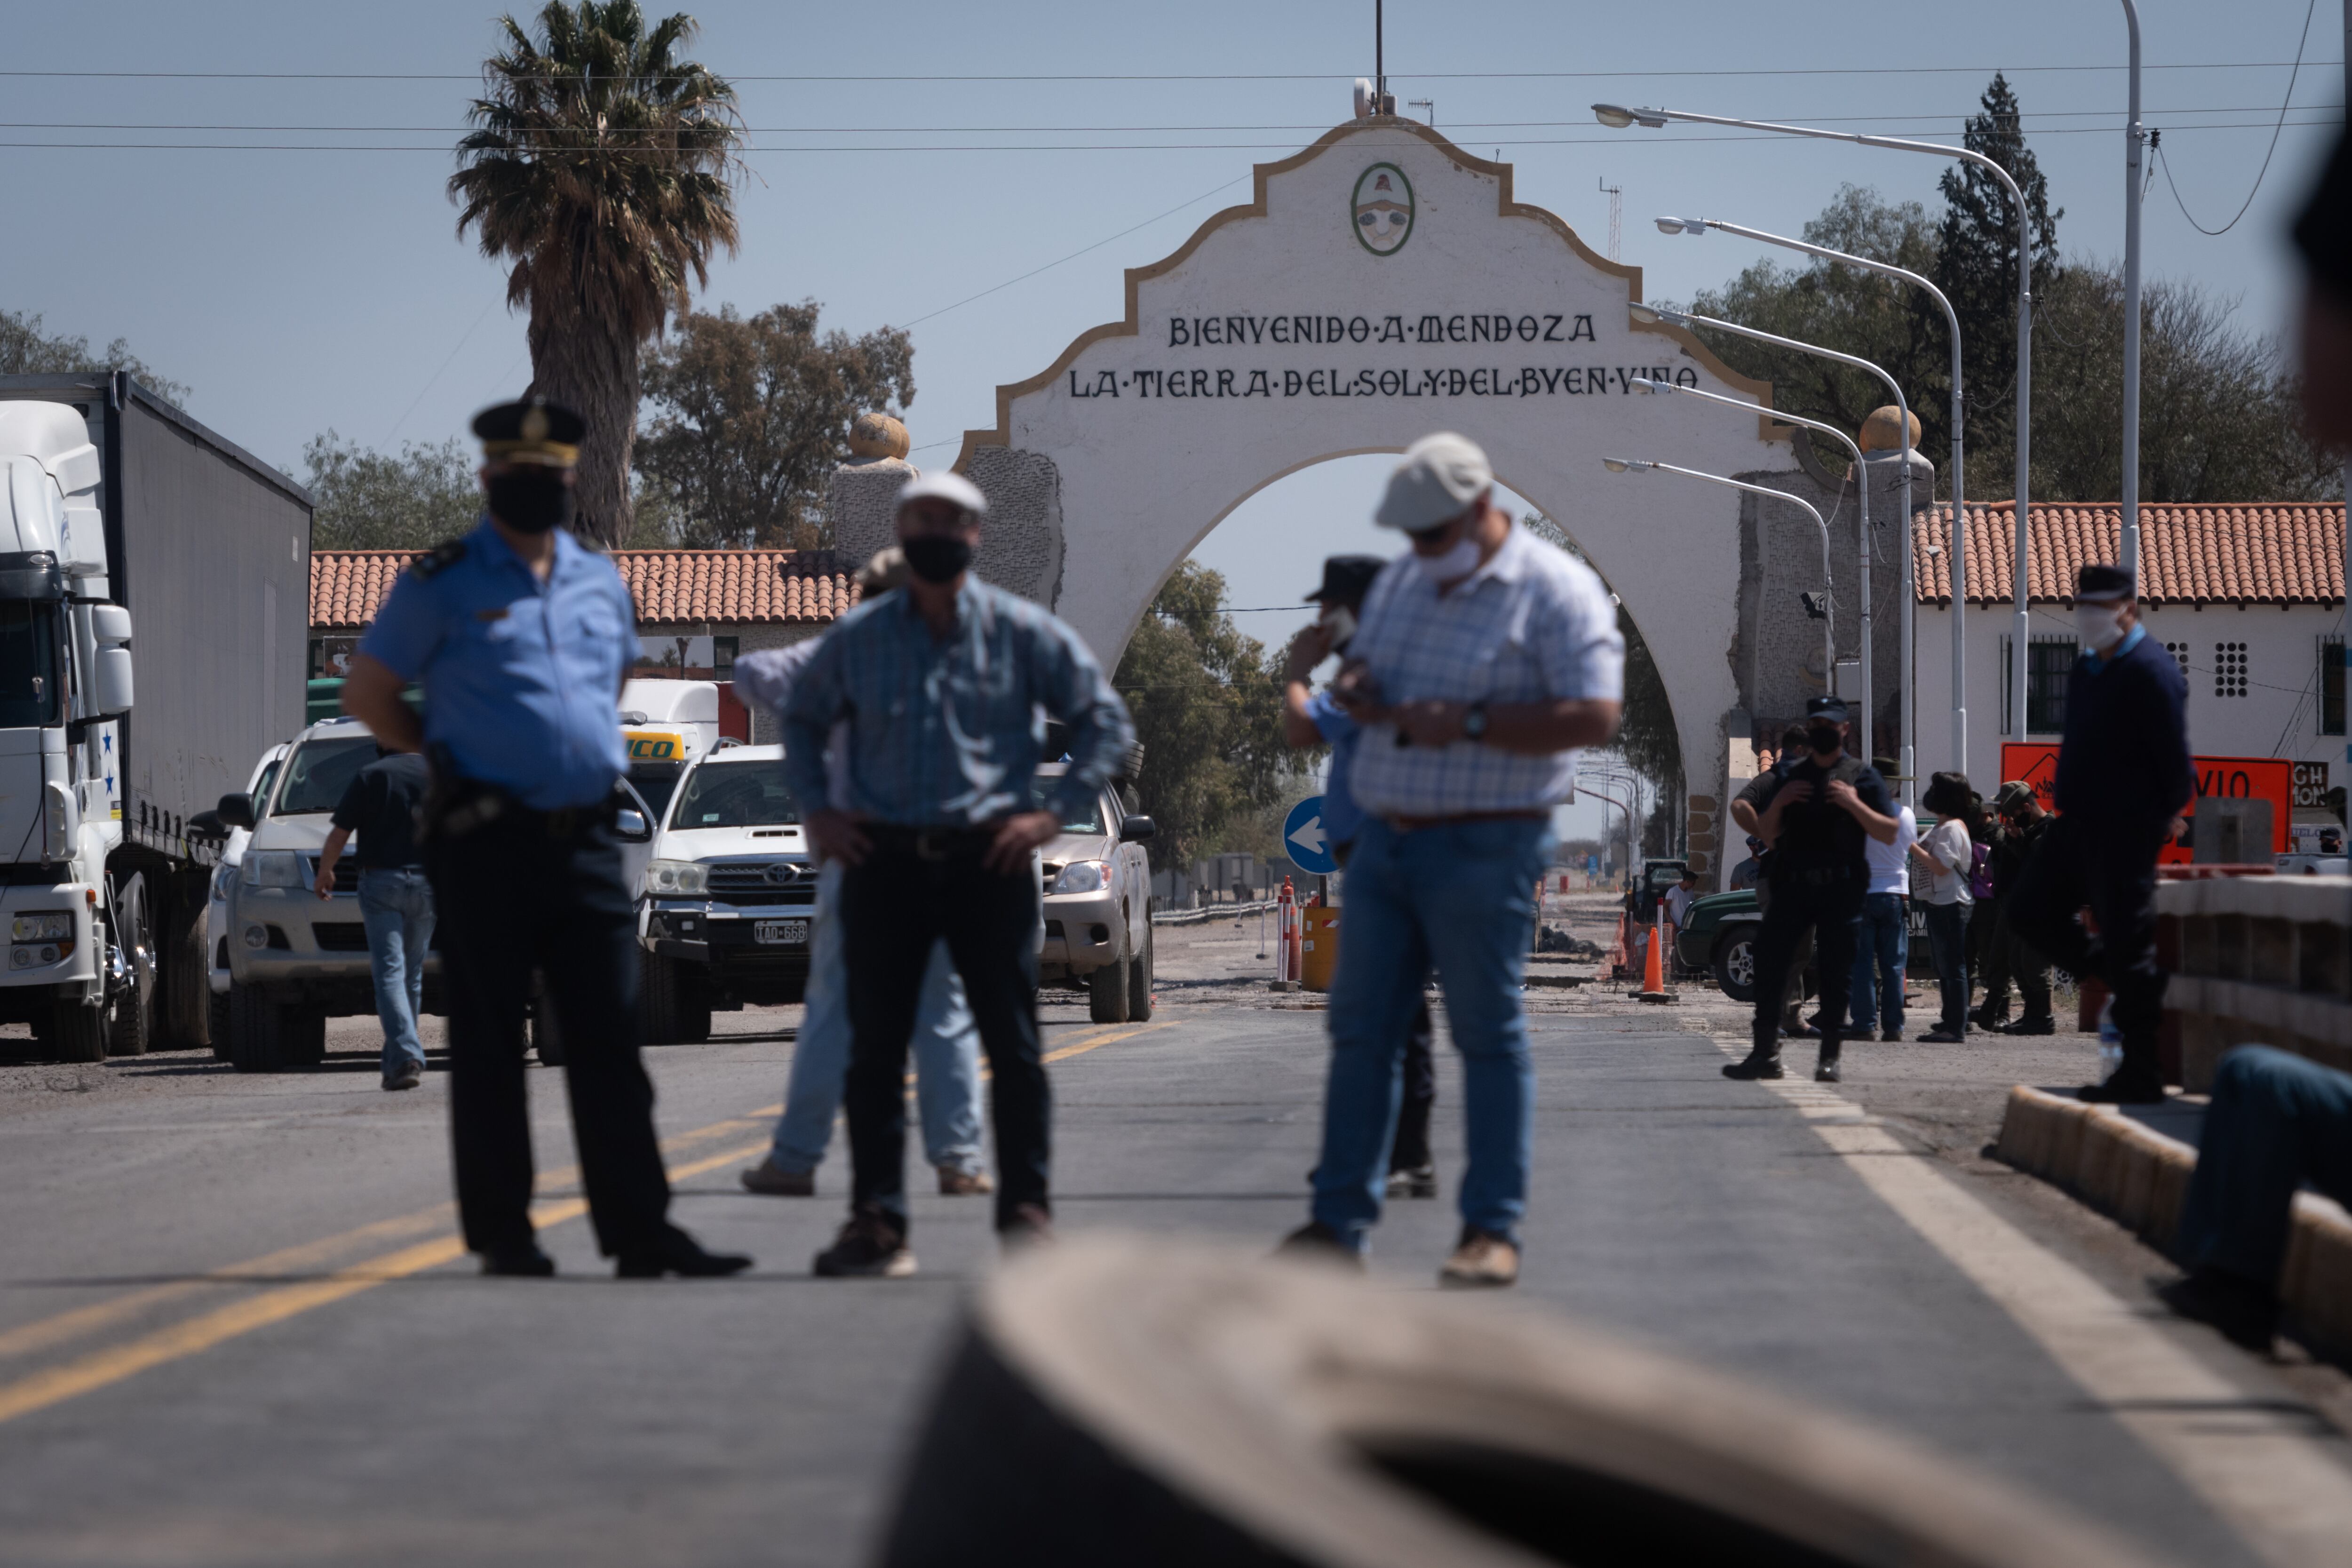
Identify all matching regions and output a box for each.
[2120,0,2146,581]
[1375,0,1385,112]
[1599,177,1623,262]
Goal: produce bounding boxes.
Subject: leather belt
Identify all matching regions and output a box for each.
[866,823,1001,862]
[1383,810,1548,834]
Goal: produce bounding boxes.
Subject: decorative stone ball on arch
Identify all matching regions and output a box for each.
[1859,406,1921,454]
[849,411,912,461]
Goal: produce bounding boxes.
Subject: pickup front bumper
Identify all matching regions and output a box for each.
[1040,888,1120,980]
[644,900,811,1005]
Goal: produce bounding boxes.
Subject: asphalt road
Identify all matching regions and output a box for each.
[0,992,2346,1567]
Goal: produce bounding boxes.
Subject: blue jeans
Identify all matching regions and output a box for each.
[1313,816,1554,1249]
[1922,900,1971,1033]
[771,861,984,1175]
[357,868,434,1076]
[2180,1045,2352,1288]
[1848,893,1908,1033]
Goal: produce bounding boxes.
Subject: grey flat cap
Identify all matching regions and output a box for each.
[1375,432,1493,531]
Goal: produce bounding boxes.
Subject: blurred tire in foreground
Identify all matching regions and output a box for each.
[880,1236,2161,1568]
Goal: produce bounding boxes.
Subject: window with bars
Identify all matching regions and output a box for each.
[2213,641,2248,699]
[2001,635,2078,736]
[2324,635,2346,736]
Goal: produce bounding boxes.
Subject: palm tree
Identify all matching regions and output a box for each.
[450,2,741,546]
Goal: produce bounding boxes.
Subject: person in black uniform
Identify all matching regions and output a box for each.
[1724,696,1901,1083]
[2007,564,2193,1104]
[339,398,750,1280]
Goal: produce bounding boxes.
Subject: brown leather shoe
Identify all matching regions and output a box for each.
[739,1156,816,1197]
[937,1165,996,1196]
[999,1202,1054,1252]
[1438,1226,1519,1289]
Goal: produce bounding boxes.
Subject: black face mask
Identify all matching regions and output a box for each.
[1805,722,1843,755]
[902,534,974,585]
[485,469,574,534]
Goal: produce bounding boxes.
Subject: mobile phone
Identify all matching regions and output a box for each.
[1322,605,1358,645]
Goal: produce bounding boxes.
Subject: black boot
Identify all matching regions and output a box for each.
[1814,1037,1842,1083]
[1723,1040,1784,1080]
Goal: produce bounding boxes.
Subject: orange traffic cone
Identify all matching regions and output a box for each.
[1637,906,1672,1003]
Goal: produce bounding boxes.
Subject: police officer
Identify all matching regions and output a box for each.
[1978,780,2056,1035]
[1724,696,1901,1083]
[2008,564,2193,1104]
[339,398,751,1280]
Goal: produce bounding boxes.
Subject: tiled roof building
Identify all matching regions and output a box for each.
[1912,502,2345,607]
[310,548,858,629]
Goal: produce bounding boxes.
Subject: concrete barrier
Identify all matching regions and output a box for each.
[2156,874,2352,1090]
[1994,1084,2352,1359]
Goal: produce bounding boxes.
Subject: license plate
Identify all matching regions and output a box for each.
[754,920,809,946]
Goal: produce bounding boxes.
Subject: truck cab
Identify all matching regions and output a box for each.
[619,677,727,831]
[0,402,139,1061]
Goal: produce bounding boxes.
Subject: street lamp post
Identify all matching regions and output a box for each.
[2119,0,2146,581]
[1628,301,1921,802]
[1658,215,1969,776]
[1596,100,2035,799]
[1631,375,1874,745]
[1602,456,1836,695]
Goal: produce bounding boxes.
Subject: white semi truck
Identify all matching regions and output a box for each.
[0,374,310,1061]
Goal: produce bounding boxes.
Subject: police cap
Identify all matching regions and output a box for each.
[1805,695,1850,722]
[2075,563,2134,603]
[472,397,584,467]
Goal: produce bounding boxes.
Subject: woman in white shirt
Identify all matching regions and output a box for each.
[1910,772,1978,1042]
[1850,763,1917,1041]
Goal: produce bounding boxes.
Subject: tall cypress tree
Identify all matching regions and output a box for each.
[1931,73,2061,494]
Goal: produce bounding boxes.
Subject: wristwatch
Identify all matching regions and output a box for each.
[1462,701,1489,741]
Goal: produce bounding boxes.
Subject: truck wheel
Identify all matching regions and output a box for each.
[228,986,324,1072]
[879,1238,2139,1568]
[1088,944,1131,1024]
[208,990,232,1060]
[1711,924,1761,1003]
[161,888,209,1050]
[50,999,106,1064]
[1126,918,1153,1023]
[680,1000,712,1044]
[104,877,156,1057]
[641,951,682,1044]
[531,971,566,1067]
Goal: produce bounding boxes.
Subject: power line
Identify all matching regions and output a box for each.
[0,60,2338,82]
[2153,0,2323,236]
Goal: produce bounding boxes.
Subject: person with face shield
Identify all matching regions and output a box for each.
[782,471,1135,1278]
[1277,433,1625,1289]
[337,398,750,1281]
[2005,564,2193,1104]
[1723,697,1902,1084]
[1282,555,1438,1200]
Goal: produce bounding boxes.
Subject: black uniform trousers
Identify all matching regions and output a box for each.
[2006,814,2167,1072]
[427,812,673,1258]
[1389,1003,1436,1172]
[840,830,1048,1235]
[1750,871,1863,1057]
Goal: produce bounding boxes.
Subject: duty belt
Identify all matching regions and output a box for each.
[866,823,1000,862]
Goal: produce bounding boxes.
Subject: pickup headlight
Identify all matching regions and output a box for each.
[243,851,303,888]
[10,912,70,941]
[644,859,708,897]
[1051,860,1111,895]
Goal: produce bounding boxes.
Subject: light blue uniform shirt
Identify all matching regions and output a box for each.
[358,520,637,810]
[1305,689,1365,849]
[781,580,1133,828]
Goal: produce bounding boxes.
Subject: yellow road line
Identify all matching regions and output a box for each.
[0,1025,1170,1428]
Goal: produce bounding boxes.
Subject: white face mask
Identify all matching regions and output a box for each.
[2074,603,2125,653]
[1415,534,1483,585]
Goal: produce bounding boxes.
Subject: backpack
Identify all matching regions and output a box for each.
[1968,839,1994,900]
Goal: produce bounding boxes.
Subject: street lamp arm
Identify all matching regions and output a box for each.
[1634,375,1864,473]
[1596,104,2026,209]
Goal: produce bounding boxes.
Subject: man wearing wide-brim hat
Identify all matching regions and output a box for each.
[2006,563,2193,1103]
[341,397,750,1280]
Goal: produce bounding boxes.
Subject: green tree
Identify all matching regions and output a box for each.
[449,1,742,546]
[636,301,915,549]
[1111,562,1291,872]
[1931,72,2063,490]
[1,308,190,405]
[303,433,483,549]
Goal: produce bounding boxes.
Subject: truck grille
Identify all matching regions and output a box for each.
[706,862,818,907]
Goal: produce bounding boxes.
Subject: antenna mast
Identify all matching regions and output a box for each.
[1598,176,1623,262]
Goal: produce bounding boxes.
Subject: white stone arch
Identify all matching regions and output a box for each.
[934,120,1800,878]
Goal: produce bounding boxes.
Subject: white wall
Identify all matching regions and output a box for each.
[1909,600,2347,793]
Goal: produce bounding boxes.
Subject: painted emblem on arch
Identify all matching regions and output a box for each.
[1351,163,1414,256]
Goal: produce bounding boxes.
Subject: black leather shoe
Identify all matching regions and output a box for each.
[617,1227,753,1280]
[1997,1015,2057,1036]
[1722,1049,1784,1081]
[481,1247,556,1278]
[2158,1267,2279,1353]
[1814,1043,1842,1083]
[2081,1069,2167,1106]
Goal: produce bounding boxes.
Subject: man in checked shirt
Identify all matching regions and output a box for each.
[783,472,1134,1278]
[1279,433,1623,1288]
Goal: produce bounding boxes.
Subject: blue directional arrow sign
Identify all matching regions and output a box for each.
[1283,796,1337,876]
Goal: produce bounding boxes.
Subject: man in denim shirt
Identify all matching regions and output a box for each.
[783,472,1133,1277]
[316,747,434,1091]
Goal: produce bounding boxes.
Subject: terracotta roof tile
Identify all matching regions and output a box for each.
[310,548,858,629]
[1910,502,2345,607]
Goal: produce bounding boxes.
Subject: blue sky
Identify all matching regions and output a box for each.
[5,0,2342,839]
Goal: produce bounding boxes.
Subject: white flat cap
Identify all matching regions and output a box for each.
[1374,432,1493,531]
[895,470,988,518]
